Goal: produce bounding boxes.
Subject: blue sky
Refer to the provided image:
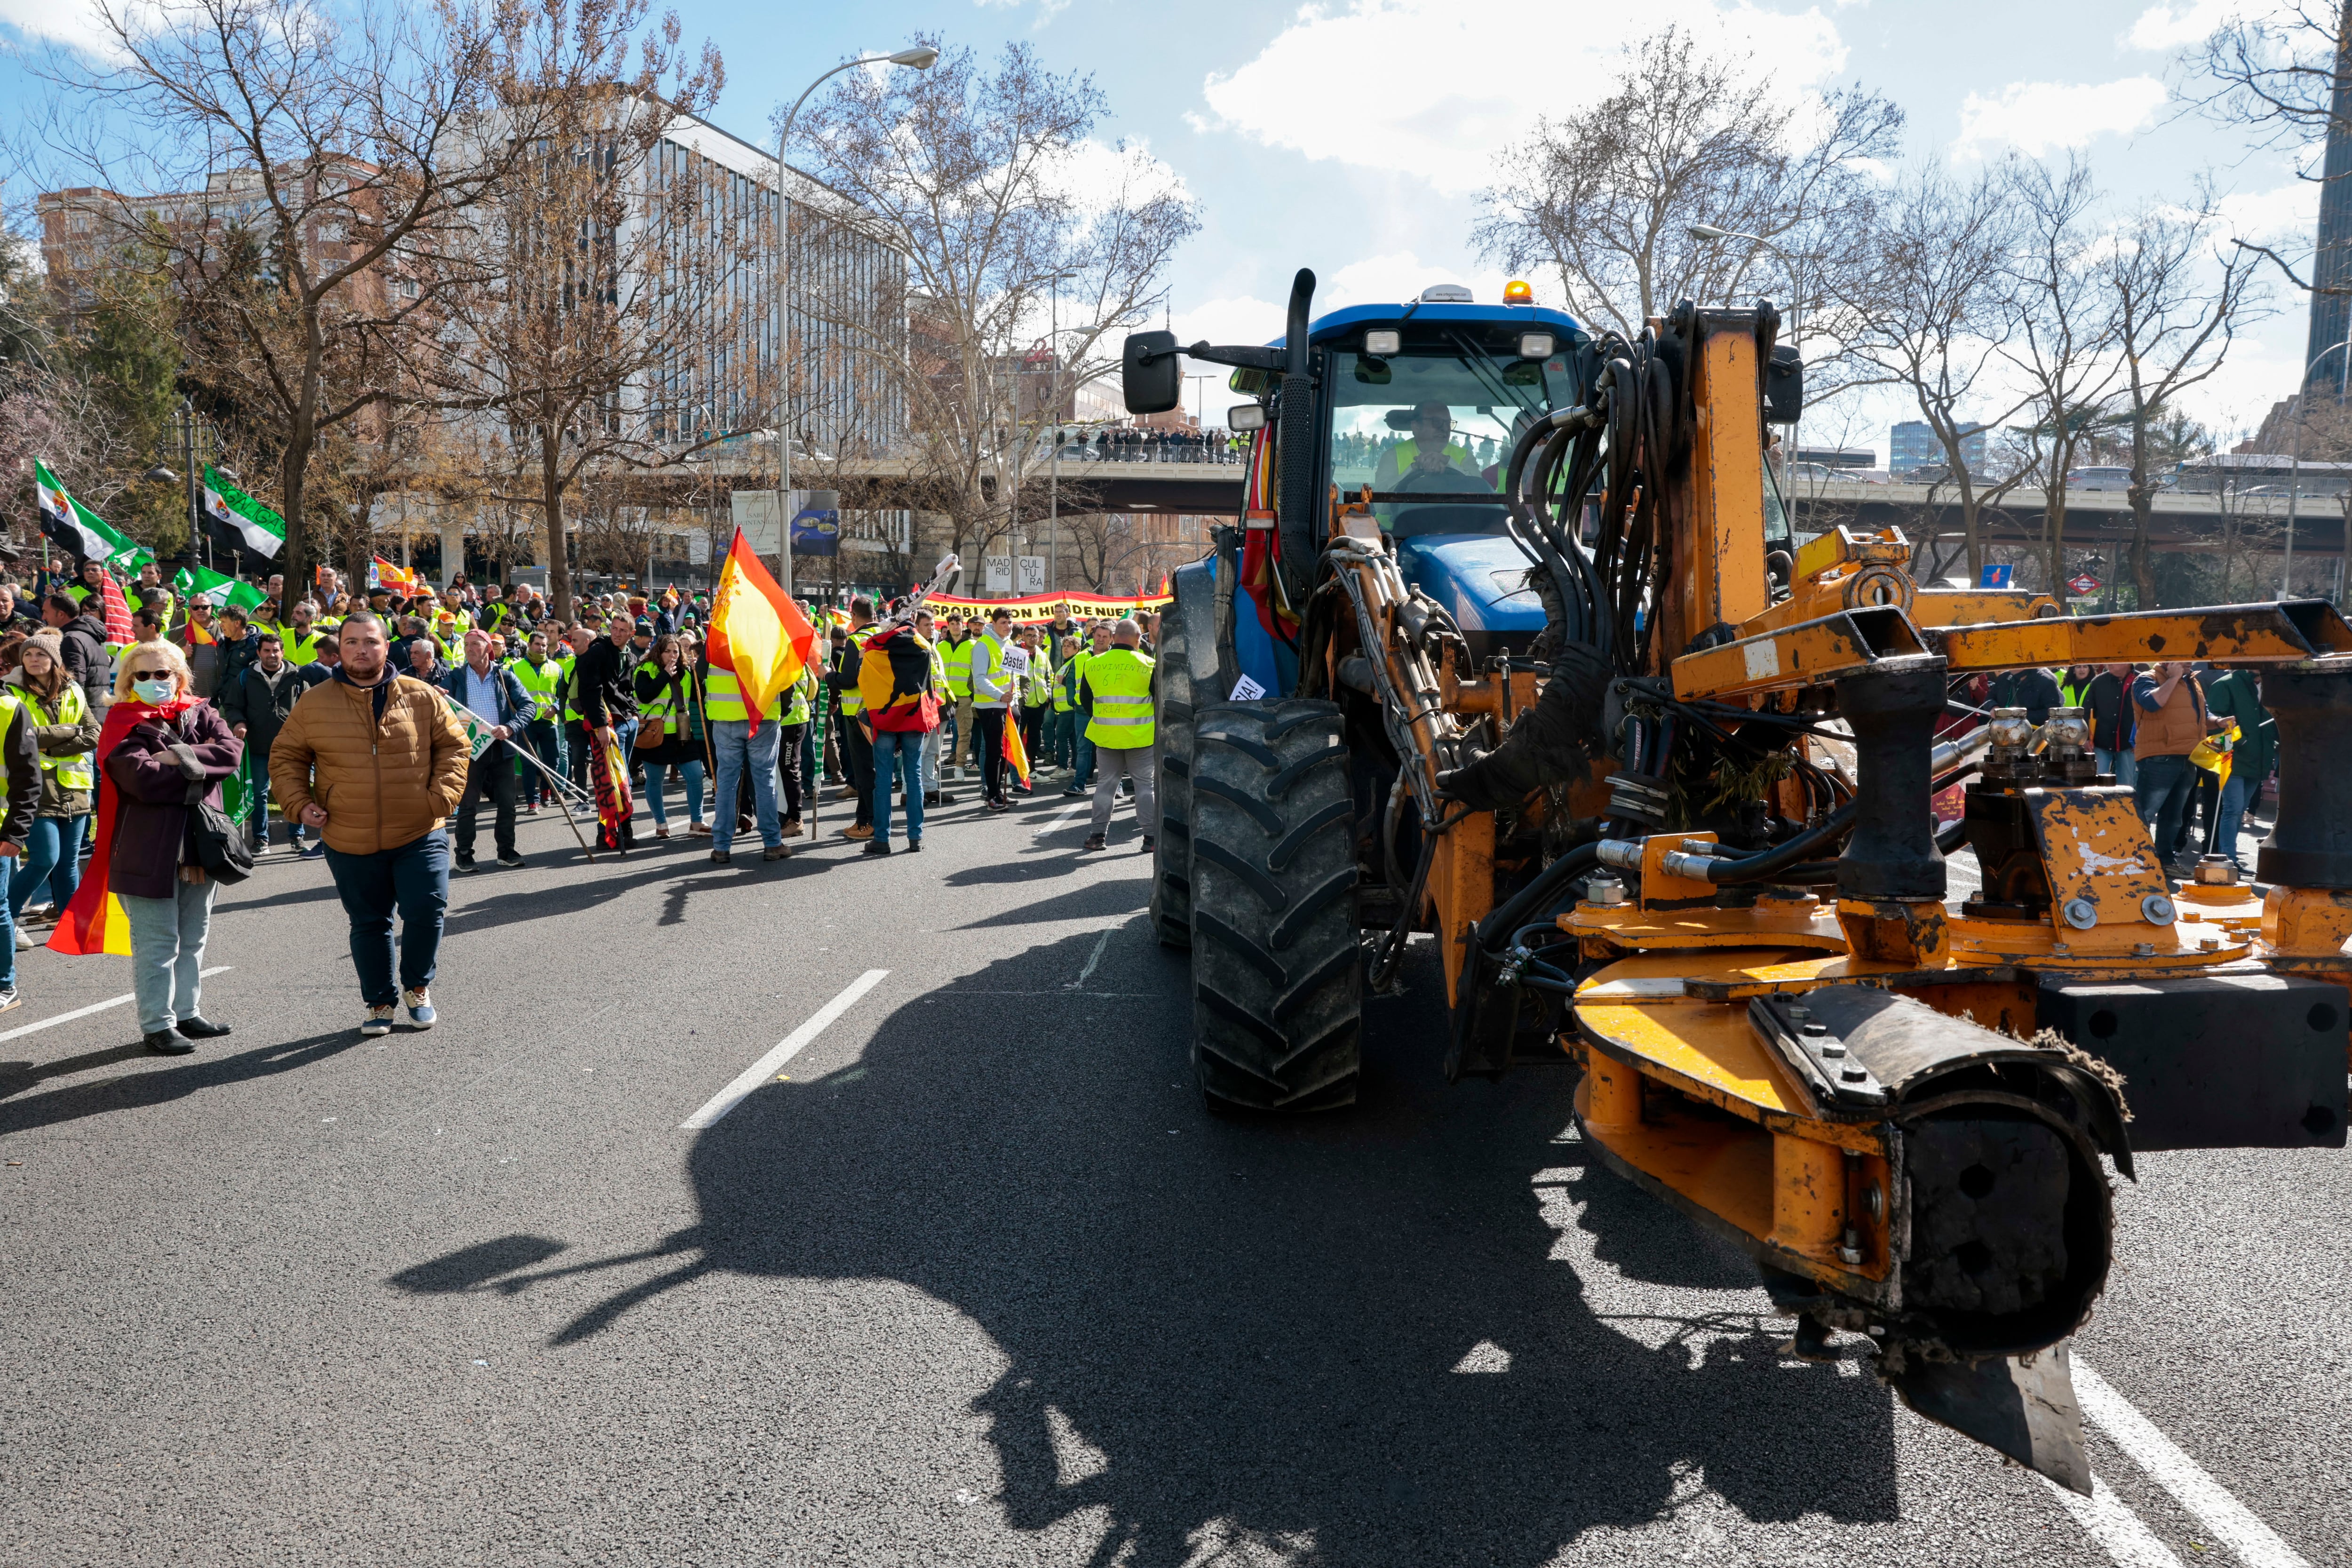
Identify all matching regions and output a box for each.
[2,0,2319,456]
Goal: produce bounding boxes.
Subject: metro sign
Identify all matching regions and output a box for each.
[2066,573,2100,597]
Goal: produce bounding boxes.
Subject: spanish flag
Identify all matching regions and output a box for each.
[1002,711,1031,790]
[707,527,817,735]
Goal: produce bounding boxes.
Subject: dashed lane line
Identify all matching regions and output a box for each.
[0,968,235,1043]
[678,969,889,1130]
[2042,1475,2182,1568]
[1033,801,1092,836]
[2075,1361,2311,1568]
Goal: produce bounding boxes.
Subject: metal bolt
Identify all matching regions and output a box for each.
[2132,942,2156,958]
[2141,893,2177,926]
[1819,1042,1847,1059]
[2200,935,2223,952]
[1839,1246,1863,1265]
[1841,1064,1869,1083]
[2064,898,2099,930]
[1584,876,1627,907]
[2051,942,2072,956]
[1801,1020,1828,1036]
[1864,1183,1884,1220]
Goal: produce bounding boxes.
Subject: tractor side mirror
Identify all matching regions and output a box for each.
[1766,343,1804,424]
[1122,331,1181,415]
[1227,403,1267,432]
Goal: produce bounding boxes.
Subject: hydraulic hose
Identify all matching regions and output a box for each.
[1475,841,1603,955]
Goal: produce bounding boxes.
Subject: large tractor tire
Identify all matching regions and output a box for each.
[1147,607,1196,950]
[1188,700,1361,1111]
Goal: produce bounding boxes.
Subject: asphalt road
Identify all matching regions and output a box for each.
[0,777,2342,1567]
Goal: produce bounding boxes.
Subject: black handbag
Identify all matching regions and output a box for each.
[171,716,255,885]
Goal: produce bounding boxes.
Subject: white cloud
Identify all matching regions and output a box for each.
[1042,137,1190,217]
[1953,77,2169,158]
[1198,0,1849,196]
[0,0,130,57]
[2126,0,2239,50]
[2215,180,2319,243]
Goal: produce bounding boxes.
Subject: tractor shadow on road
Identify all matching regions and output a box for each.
[404,929,1902,1563]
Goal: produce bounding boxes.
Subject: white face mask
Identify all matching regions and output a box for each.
[132,677,175,704]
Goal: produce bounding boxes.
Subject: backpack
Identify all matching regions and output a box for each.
[857,625,939,732]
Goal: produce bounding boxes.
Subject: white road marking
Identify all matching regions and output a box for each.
[2042,1475,2182,1568]
[1066,930,1111,990]
[0,968,234,1043]
[679,969,889,1130]
[2075,1361,2311,1568]
[1033,802,1091,836]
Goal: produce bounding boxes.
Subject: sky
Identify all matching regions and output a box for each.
[0,0,2323,459]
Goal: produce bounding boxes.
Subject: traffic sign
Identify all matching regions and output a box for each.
[2066,573,2100,596]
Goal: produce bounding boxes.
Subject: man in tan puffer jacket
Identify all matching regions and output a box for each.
[271,613,471,1036]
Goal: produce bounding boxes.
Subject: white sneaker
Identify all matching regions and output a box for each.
[13,927,34,950]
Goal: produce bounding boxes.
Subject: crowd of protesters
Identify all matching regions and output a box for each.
[1951,659,2278,875]
[0,553,1165,1045]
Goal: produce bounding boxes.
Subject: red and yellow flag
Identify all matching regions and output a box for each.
[49,700,192,956]
[1002,711,1032,789]
[707,528,816,735]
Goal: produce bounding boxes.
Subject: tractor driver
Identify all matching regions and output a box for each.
[1374,402,1479,488]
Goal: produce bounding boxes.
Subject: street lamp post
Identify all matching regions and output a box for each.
[1690,222,1803,526]
[774,45,937,597]
[2282,337,2352,600]
[1044,269,1075,593]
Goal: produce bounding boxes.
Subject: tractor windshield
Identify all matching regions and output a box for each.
[1328,345,1575,534]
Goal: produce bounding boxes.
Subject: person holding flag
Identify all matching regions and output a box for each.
[700,528,816,867]
[48,640,237,1050]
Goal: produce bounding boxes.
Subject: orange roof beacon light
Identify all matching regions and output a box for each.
[1502,279,1534,304]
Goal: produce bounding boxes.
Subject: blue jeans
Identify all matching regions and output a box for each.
[324,830,450,1007]
[1069,732,1096,791]
[119,876,216,1032]
[873,728,926,843]
[248,755,303,847]
[2209,773,2251,867]
[644,758,706,827]
[2095,748,2136,788]
[709,719,780,853]
[2134,755,2197,867]
[10,815,86,920]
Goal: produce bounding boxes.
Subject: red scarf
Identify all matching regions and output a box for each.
[48,693,201,956]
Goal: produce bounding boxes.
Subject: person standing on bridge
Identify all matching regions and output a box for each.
[1079,618,1157,854]
[270,613,471,1036]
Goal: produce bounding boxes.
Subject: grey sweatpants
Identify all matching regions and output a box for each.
[1089,743,1158,840]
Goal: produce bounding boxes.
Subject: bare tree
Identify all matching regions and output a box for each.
[417,1,732,616]
[795,39,1200,570]
[1999,155,2127,590]
[2100,198,2265,605]
[1834,164,2031,580]
[36,0,541,597]
[1476,27,1900,344]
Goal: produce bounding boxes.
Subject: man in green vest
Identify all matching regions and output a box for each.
[511,630,568,813]
[697,632,790,866]
[914,607,952,808]
[966,605,1016,812]
[940,611,976,779]
[277,601,327,666]
[1059,620,1111,799]
[1080,618,1157,853]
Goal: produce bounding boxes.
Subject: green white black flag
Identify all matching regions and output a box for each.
[201,465,286,559]
[172,564,266,612]
[32,460,136,563]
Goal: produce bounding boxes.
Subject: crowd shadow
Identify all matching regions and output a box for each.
[0,1029,365,1137]
[394,930,1901,1563]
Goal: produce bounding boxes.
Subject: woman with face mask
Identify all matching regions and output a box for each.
[49,639,243,1053]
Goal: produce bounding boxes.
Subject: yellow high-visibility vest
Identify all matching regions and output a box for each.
[1083,647,1155,748]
